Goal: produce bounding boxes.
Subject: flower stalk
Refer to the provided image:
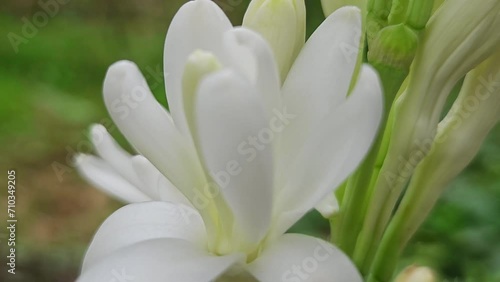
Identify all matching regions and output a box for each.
[349,0,500,274]
[333,0,422,263]
[367,50,500,282]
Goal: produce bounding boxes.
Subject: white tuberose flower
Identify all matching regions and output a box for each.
[76,1,383,281]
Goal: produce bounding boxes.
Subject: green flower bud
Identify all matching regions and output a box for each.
[387,0,410,25]
[367,51,500,282]
[404,0,434,30]
[366,0,392,45]
[374,0,500,195]
[243,0,305,82]
[368,23,418,71]
[406,49,500,224]
[368,0,391,19]
[356,2,500,277]
[367,23,417,108]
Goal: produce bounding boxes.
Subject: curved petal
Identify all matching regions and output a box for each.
[279,7,363,179]
[82,202,207,271]
[90,124,141,188]
[164,0,232,137]
[75,154,150,203]
[248,234,362,282]
[131,155,193,207]
[195,70,274,248]
[103,60,206,202]
[79,238,243,282]
[275,65,383,235]
[223,27,282,118]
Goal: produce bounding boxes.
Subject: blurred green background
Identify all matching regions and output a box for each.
[0,0,499,281]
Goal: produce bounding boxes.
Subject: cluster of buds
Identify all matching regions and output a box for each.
[316,0,500,281]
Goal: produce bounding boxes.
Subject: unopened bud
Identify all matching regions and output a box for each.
[405,0,434,30]
[368,23,418,71]
[243,0,305,82]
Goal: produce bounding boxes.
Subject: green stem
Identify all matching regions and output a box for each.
[351,77,407,273]
[367,166,439,281]
[335,135,383,255]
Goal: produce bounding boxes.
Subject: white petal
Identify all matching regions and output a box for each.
[284,6,361,111]
[131,155,193,207]
[75,154,150,203]
[279,7,363,177]
[195,70,274,247]
[164,0,232,137]
[103,60,206,201]
[223,27,282,118]
[275,65,383,235]
[82,202,207,271]
[79,238,243,282]
[90,124,141,187]
[248,234,362,282]
[315,192,340,218]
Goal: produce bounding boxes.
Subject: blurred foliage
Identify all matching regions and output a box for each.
[0,0,499,281]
